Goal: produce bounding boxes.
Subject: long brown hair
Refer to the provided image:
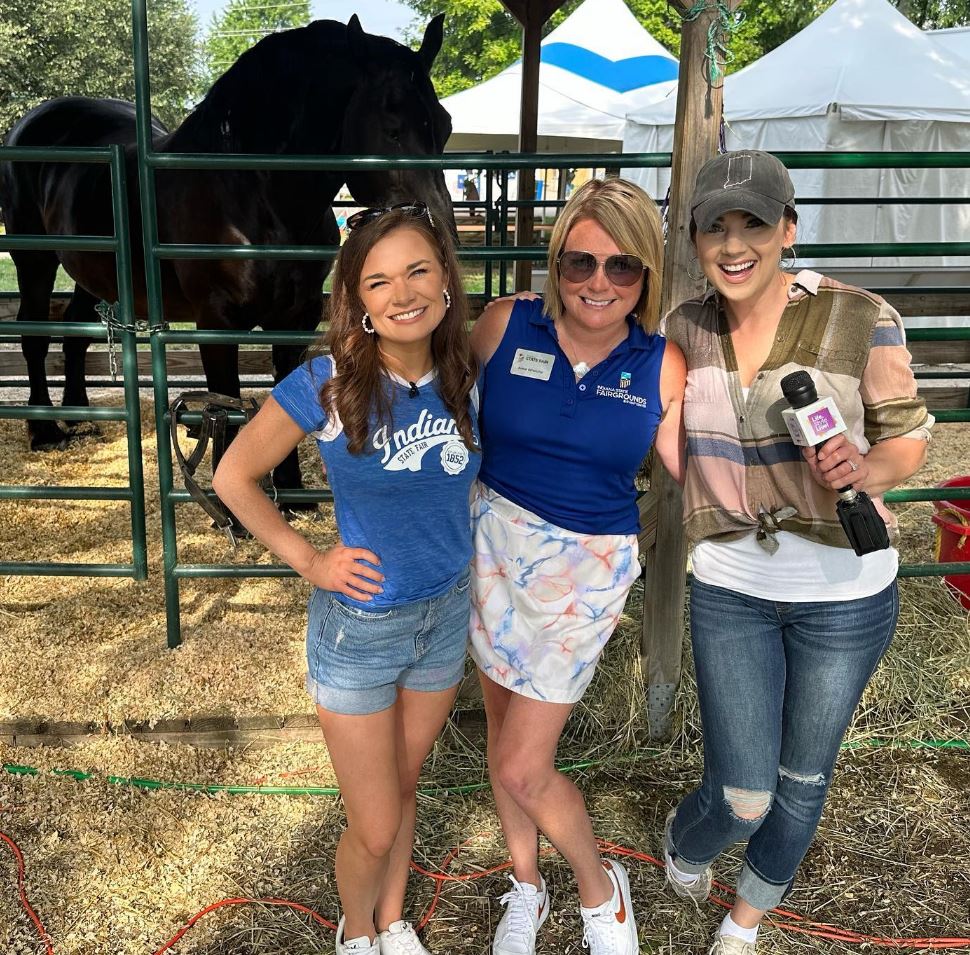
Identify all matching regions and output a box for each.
[311,210,477,456]
[544,178,664,333]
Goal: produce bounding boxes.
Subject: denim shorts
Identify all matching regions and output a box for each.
[305,571,470,716]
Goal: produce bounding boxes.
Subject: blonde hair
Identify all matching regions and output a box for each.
[544,178,664,333]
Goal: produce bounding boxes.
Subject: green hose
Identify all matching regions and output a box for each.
[2,738,966,798]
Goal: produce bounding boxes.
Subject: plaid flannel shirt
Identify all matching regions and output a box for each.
[664,270,933,549]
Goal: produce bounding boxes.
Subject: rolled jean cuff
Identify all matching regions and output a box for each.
[737,860,791,911]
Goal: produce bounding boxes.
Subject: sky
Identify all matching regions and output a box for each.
[190,0,415,41]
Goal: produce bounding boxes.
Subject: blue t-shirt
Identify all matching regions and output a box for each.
[273,356,481,609]
[478,298,665,535]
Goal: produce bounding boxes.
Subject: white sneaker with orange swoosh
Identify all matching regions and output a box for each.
[579,860,638,955]
[493,875,550,955]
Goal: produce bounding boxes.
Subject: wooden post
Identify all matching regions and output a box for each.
[501,0,568,290]
[641,1,741,739]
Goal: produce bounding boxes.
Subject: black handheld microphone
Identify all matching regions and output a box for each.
[780,371,890,556]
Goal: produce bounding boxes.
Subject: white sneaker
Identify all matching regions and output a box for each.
[663,809,713,904]
[492,875,550,955]
[336,916,380,955]
[709,933,757,955]
[579,860,638,955]
[379,920,431,955]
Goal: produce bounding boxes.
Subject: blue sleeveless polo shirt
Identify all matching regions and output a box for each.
[478,298,665,535]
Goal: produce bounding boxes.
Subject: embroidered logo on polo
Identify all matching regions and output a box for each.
[619,372,631,389]
[372,411,470,473]
[595,383,648,407]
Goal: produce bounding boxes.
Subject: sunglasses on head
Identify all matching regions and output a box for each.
[557,250,646,287]
[346,201,435,232]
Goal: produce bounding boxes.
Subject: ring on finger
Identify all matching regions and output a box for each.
[848,460,859,473]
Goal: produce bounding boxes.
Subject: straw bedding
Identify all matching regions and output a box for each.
[0,396,967,953]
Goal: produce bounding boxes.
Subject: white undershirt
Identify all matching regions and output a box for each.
[690,387,898,602]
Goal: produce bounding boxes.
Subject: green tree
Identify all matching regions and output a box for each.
[0,0,200,137]
[894,0,970,27]
[203,0,311,84]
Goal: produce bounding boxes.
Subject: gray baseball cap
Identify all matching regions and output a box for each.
[690,150,795,233]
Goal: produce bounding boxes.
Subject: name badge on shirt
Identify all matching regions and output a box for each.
[510,348,555,381]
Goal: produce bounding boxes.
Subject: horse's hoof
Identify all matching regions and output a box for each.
[27,420,72,452]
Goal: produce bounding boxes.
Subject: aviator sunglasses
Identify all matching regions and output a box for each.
[557,250,646,287]
[346,201,435,232]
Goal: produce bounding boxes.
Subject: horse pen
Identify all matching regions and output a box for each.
[2,2,970,954]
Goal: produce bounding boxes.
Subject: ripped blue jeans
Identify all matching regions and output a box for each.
[667,578,898,911]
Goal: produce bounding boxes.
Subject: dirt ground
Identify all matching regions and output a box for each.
[0,397,968,954]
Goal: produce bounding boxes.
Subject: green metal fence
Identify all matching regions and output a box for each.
[129,0,970,644]
[0,144,148,579]
[3,0,964,638]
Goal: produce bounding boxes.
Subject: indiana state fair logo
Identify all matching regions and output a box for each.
[372,410,470,475]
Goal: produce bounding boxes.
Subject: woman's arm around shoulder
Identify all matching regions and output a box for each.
[471,295,534,365]
[211,396,384,600]
[653,339,687,486]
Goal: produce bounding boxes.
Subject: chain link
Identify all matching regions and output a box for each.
[96,301,166,382]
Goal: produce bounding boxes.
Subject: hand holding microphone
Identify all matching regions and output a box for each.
[804,432,870,493]
[780,371,890,556]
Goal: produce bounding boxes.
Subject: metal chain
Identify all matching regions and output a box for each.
[674,1,745,88]
[95,301,162,382]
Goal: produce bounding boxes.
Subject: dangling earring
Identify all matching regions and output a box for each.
[686,256,705,282]
[361,313,375,334]
[780,246,797,271]
[443,288,452,310]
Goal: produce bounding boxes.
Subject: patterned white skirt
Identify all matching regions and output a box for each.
[468,483,640,704]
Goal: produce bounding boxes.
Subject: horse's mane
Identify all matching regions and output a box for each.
[167,20,356,155]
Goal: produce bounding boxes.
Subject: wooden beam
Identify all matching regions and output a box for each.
[499,0,571,290]
[640,1,740,740]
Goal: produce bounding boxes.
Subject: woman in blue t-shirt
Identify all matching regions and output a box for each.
[468,178,686,955]
[213,205,480,955]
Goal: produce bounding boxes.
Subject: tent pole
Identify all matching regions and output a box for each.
[641,0,742,739]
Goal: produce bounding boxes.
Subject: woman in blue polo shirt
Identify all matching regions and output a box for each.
[469,178,686,955]
[213,204,479,955]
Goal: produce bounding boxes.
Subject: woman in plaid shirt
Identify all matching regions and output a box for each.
[661,151,932,955]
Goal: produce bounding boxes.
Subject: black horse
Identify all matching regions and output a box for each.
[0,15,455,496]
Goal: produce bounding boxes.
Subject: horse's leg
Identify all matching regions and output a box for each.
[13,250,71,450]
[61,283,98,416]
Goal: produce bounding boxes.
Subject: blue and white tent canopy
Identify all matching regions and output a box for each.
[442,0,678,153]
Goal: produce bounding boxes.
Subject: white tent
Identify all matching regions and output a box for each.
[621,0,970,271]
[929,25,970,59]
[442,0,678,153]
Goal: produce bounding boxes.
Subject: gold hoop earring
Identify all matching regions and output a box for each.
[780,246,796,271]
[686,257,705,282]
[361,313,375,335]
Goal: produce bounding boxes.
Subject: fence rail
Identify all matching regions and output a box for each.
[0,2,967,641]
[0,146,148,580]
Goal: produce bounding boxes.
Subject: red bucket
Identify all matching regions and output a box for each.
[931,476,970,611]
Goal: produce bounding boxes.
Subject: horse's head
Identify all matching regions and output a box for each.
[338,16,457,241]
